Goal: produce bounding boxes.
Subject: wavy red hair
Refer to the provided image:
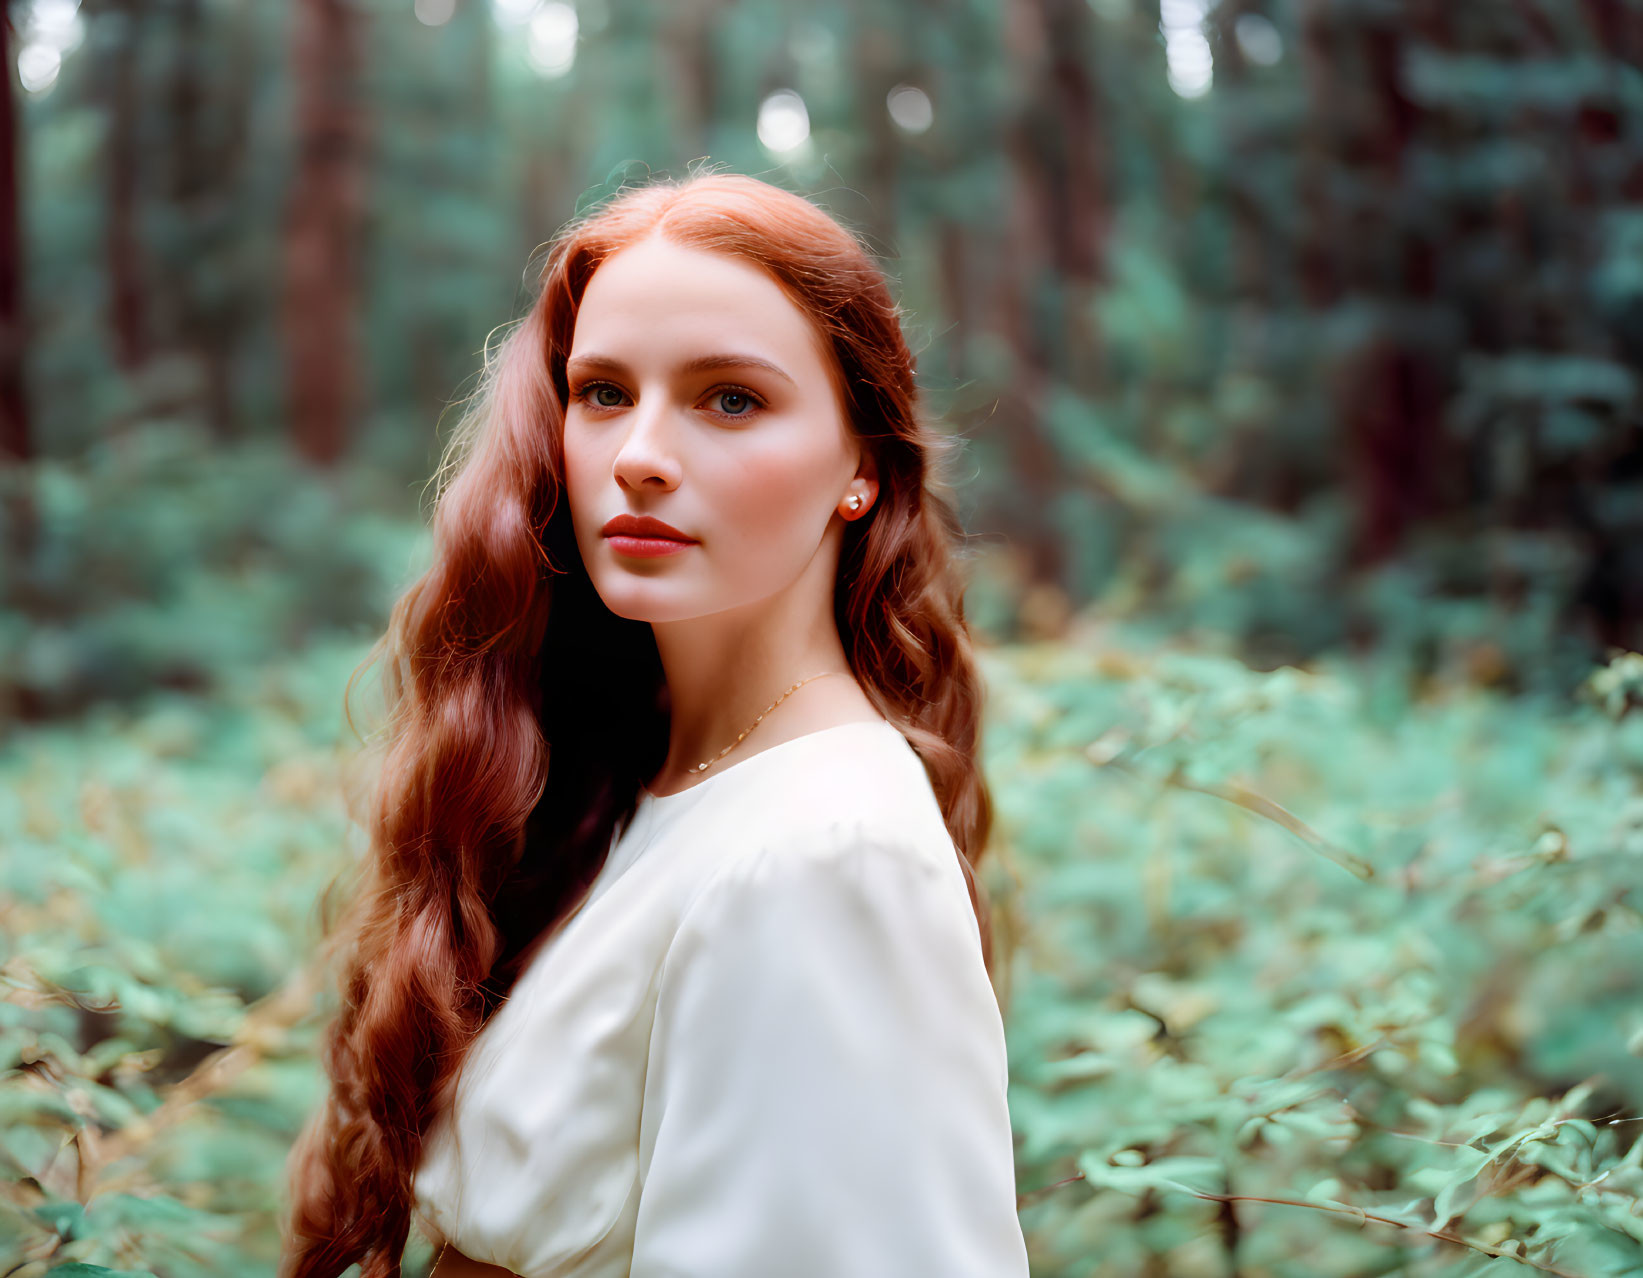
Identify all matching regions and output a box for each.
[277,169,1000,1278]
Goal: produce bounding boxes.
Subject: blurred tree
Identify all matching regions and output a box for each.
[994,0,1111,590]
[99,0,144,370]
[0,0,26,461]
[155,0,252,437]
[362,0,516,472]
[283,0,367,466]
[5,0,1642,703]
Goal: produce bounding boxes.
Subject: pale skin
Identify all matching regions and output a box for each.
[426,235,883,1272]
[562,231,883,795]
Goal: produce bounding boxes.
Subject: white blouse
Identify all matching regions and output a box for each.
[412,718,1029,1277]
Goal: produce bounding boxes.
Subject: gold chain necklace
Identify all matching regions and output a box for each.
[683,670,846,775]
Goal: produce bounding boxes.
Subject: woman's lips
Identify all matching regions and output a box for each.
[605,535,696,558]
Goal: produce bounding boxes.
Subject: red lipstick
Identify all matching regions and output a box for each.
[602,513,698,559]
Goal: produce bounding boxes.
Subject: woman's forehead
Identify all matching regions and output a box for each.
[570,241,832,373]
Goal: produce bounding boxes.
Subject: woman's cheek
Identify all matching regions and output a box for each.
[726,457,822,564]
[561,446,603,558]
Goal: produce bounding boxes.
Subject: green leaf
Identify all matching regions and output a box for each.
[33,1200,85,1239]
[1076,1152,1224,1197]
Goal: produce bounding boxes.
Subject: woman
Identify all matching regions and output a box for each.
[278,170,1029,1278]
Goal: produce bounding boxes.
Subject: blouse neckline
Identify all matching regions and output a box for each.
[639,718,904,810]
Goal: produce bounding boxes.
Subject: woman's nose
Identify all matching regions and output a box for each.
[612,396,683,490]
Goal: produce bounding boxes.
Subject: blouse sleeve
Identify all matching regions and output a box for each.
[630,833,1030,1278]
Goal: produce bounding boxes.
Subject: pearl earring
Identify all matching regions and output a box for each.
[845,494,864,512]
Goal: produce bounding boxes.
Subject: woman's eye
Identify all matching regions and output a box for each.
[568,381,628,409]
[573,381,763,418]
[708,388,762,417]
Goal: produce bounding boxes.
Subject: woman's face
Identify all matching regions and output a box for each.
[561,234,870,623]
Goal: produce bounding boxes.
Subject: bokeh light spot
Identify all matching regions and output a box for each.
[887,84,934,135]
[757,90,811,153]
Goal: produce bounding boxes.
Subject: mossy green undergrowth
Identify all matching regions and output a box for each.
[982,635,1643,1277]
[1,631,1639,1276]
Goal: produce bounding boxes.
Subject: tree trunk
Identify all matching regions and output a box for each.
[988,0,1076,600]
[1343,11,1445,566]
[0,0,31,461]
[283,0,367,467]
[169,0,238,438]
[105,0,145,371]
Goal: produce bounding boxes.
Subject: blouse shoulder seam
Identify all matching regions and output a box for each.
[696,824,934,906]
[657,829,940,982]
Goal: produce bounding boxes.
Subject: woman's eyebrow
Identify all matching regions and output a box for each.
[565,352,797,388]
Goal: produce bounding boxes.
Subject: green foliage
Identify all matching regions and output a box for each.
[1,589,1639,1272]
[6,1,1643,1273]
[0,631,374,1274]
[980,639,1643,1275]
[16,0,1643,691]
[0,421,426,720]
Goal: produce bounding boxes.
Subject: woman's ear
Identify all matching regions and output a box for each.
[839,470,879,520]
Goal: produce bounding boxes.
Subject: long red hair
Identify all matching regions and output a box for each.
[278,169,1000,1278]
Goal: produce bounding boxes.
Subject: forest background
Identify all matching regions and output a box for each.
[2,0,1642,1275]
